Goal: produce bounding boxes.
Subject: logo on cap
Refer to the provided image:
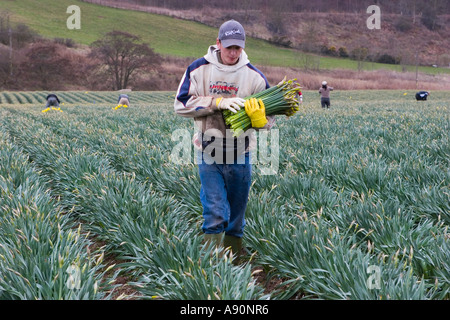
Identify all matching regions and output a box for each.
[224,29,242,37]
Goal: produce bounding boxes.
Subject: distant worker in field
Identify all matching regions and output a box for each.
[118,93,130,107]
[45,93,61,108]
[415,91,430,101]
[114,93,130,110]
[319,81,334,108]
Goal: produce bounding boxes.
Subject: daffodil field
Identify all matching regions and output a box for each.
[0,90,449,300]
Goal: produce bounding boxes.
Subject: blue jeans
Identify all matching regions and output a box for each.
[198,152,251,238]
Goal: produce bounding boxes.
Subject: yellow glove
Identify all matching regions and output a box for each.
[245,98,268,128]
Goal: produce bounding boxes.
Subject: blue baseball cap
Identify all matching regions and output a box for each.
[218,20,245,48]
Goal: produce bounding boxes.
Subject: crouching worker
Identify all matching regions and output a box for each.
[415,91,430,101]
[42,93,62,112]
[115,94,130,110]
[45,93,60,108]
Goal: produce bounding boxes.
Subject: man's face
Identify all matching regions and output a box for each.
[216,39,243,65]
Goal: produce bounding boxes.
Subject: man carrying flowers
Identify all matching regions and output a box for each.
[174,19,274,263]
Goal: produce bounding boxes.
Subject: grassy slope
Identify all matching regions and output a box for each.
[2,0,448,74]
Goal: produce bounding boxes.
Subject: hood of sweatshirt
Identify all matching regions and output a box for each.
[204,45,250,72]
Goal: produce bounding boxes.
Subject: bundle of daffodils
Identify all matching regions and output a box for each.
[222,78,302,136]
[113,104,128,110]
[42,107,63,113]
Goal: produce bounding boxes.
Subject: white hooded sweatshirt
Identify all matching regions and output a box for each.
[174,45,274,153]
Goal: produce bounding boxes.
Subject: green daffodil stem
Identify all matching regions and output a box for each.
[222,78,302,136]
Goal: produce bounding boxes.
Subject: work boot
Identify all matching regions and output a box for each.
[223,235,243,265]
[203,232,224,258]
[203,232,223,248]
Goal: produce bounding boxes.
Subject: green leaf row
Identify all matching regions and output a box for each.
[0,116,117,299]
[0,89,449,299]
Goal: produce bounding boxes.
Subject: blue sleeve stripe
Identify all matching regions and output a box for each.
[246,63,270,89]
[177,58,210,107]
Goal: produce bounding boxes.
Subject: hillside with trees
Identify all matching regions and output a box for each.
[1,0,449,91]
[81,0,450,15]
[81,0,450,68]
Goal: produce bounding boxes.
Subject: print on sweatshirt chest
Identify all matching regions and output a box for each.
[209,80,239,96]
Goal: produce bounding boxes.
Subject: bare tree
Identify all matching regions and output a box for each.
[20,41,74,90]
[0,45,12,88]
[89,31,161,90]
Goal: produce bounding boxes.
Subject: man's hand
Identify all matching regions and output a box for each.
[216,97,245,113]
[245,98,268,128]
